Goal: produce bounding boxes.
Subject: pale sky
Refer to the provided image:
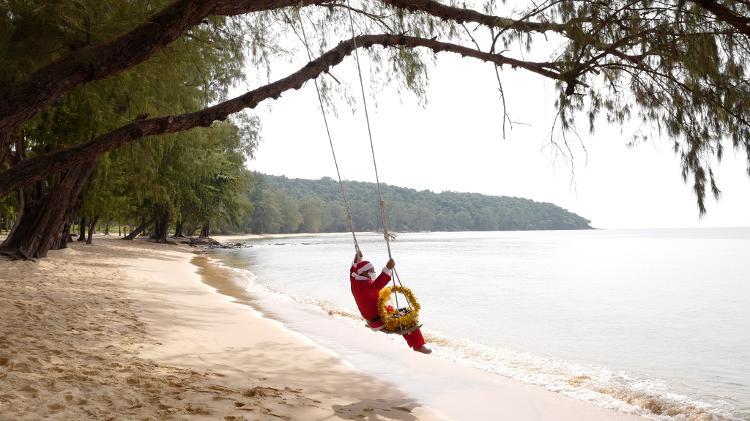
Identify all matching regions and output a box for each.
[231,32,750,230]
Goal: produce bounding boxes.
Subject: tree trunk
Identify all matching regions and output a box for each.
[199,221,210,238]
[77,215,87,241]
[7,132,27,237]
[173,220,184,238]
[0,164,95,259]
[122,216,155,240]
[154,211,169,243]
[149,212,160,240]
[1,192,24,240]
[104,221,109,235]
[86,214,99,244]
[12,188,24,230]
[0,133,9,165]
[55,222,72,249]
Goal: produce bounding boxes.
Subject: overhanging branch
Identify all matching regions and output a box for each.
[0,33,566,197]
[0,0,571,141]
[0,0,325,135]
[381,0,568,34]
[691,0,750,36]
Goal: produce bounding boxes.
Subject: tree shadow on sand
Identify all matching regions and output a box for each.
[331,399,419,421]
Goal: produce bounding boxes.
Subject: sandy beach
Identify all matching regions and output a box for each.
[0,237,648,420]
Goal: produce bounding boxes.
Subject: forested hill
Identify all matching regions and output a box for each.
[250,173,592,233]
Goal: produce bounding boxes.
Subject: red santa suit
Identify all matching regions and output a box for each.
[350,260,426,349]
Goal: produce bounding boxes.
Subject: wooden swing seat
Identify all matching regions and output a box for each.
[382,323,423,336]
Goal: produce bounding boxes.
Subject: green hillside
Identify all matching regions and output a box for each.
[249,173,592,233]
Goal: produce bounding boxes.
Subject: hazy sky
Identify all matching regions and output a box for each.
[231,37,750,229]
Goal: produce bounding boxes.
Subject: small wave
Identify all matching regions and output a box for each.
[203,256,363,323]
[593,385,732,420]
[420,330,741,421]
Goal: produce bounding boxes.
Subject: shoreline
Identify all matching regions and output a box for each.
[1,236,648,420]
[199,239,649,421]
[117,238,450,420]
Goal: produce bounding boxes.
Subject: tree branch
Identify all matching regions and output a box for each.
[0,0,571,141]
[380,0,568,34]
[0,33,567,197]
[691,0,750,36]
[0,0,325,135]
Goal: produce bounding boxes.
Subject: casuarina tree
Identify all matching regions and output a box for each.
[1,0,749,258]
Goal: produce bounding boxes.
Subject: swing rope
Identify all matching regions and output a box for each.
[345,1,411,315]
[295,8,361,257]
[296,6,417,333]
[345,0,393,260]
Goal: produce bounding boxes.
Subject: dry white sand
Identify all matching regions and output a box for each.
[0,236,649,420]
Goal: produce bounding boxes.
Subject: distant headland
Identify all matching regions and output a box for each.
[249,173,592,233]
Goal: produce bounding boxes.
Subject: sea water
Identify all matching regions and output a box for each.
[209,228,750,420]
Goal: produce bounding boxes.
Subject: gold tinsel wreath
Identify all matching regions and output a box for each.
[377,285,421,332]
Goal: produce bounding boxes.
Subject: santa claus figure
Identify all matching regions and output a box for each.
[349,254,432,354]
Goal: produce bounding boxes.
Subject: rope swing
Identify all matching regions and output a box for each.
[295,8,361,258]
[295,6,421,335]
[344,0,393,260]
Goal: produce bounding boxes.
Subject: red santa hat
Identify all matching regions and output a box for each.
[353,260,374,275]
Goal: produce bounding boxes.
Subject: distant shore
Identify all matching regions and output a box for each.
[211,227,596,243]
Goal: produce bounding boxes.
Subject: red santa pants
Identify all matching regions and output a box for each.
[403,328,425,349]
[368,321,426,349]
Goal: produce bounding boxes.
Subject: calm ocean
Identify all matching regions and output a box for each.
[208,228,750,420]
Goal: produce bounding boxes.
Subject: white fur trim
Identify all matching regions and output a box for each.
[356,262,374,275]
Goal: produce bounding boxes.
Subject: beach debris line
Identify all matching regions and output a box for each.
[186,237,245,249]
